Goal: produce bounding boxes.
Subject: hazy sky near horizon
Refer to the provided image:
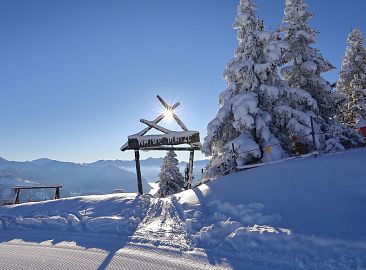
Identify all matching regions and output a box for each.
[1,0,365,163]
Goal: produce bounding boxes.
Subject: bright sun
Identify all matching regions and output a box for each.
[163,109,174,121]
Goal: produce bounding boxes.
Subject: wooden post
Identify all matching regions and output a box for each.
[14,188,20,204]
[134,150,143,195]
[184,166,189,190]
[188,150,195,189]
[55,187,60,200]
[231,143,238,172]
[310,116,317,154]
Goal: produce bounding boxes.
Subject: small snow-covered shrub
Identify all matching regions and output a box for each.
[156,150,185,198]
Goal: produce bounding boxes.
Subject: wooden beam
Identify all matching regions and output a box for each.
[156,95,180,110]
[157,95,188,131]
[171,102,180,110]
[14,188,20,204]
[156,95,176,110]
[54,187,60,200]
[188,150,195,189]
[121,114,165,151]
[12,185,62,190]
[156,95,169,109]
[140,119,172,134]
[172,113,188,131]
[134,150,143,195]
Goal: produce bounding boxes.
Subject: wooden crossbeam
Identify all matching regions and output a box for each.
[12,185,62,190]
[157,95,188,131]
[171,102,180,110]
[121,96,185,151]
[121,114,165,151]
[140,119,172,134]
[133,114,165,137]
[157,95,169,109]
[157,95,181,111]
[172,113,188,131]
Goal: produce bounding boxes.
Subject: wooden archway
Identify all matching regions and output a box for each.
[121,95,202,194]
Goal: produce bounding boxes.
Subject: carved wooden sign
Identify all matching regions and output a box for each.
[128,131,200,149]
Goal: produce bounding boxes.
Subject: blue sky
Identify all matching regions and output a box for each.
[1,0,365,163]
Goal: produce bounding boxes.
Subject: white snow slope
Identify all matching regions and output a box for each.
[0,149,366,269]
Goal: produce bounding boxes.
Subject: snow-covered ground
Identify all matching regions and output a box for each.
[1,149,366,269]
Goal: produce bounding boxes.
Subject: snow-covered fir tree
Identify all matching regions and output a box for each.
[281,0,335,117]
[337,29,366,127]
[280,0,363,151]
[156,150,185,198]
[203,0,319,177]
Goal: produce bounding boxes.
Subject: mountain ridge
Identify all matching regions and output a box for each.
[0,157,151,198]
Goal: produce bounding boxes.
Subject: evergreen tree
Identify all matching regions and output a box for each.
[280,0,361,151]
[338,29,366,126]
[281,0,335,117]
[203,0,318,177]
[156,150,184,198]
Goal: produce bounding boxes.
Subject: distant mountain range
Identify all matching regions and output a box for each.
[89,158,209,169]
[0,157,209,201]
[90,158,209,182]
[0,157,150,200]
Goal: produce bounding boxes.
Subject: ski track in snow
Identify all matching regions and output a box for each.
[0,240,233,270]
[130,197,190,250]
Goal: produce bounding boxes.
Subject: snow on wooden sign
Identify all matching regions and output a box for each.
[128,131,200,149]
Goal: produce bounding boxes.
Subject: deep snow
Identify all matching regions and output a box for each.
[1,149,366,269]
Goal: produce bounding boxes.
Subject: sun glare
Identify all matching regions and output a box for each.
[163,109,174,121]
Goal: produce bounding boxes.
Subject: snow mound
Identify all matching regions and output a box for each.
[174,149,366,268]
[0,193,151,236]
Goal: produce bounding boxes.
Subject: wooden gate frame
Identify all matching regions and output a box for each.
[121,95,202,195]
